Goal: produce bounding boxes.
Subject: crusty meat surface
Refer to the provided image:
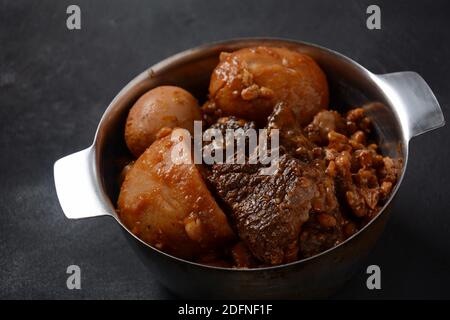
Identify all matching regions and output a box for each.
[207,154,317,265]
[267,103,319,161]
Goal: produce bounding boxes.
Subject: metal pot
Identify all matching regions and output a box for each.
[53,38,445,299]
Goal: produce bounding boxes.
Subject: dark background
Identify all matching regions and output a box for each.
[1,0,449,299]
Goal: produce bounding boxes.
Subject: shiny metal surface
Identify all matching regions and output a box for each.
[375,72,445,139]
[53,146,111,219]
[53,38,445,298]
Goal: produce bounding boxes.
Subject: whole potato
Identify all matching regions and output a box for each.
[118,128,235,259]
[209,46,329,126]
[125,86,201,157]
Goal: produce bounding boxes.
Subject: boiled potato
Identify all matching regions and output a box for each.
[209,46,329,126]
[118,128,235,259]
[125,86,201,157]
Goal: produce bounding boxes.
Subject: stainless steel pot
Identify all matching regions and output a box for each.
[53,38,445,299]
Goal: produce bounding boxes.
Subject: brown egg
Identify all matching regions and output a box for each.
[125,86,201,157]
[209,46,329,126]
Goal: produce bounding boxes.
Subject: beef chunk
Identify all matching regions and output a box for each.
[267,103,318,161]
[207,154,318,265]
[204,110,349,264]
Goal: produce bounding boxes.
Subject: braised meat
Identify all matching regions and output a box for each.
[207,154,317,265]
[204,111,345,265]
[266,104,351,258]
[203,103,402,265]
[267,103,319,161]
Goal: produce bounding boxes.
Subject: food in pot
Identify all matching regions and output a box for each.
[117,46,401,268]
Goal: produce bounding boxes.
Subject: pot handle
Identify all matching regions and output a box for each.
[376,72,445,140]
[54,146,113,219]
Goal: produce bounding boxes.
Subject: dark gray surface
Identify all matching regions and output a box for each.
[0,0,449,299]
